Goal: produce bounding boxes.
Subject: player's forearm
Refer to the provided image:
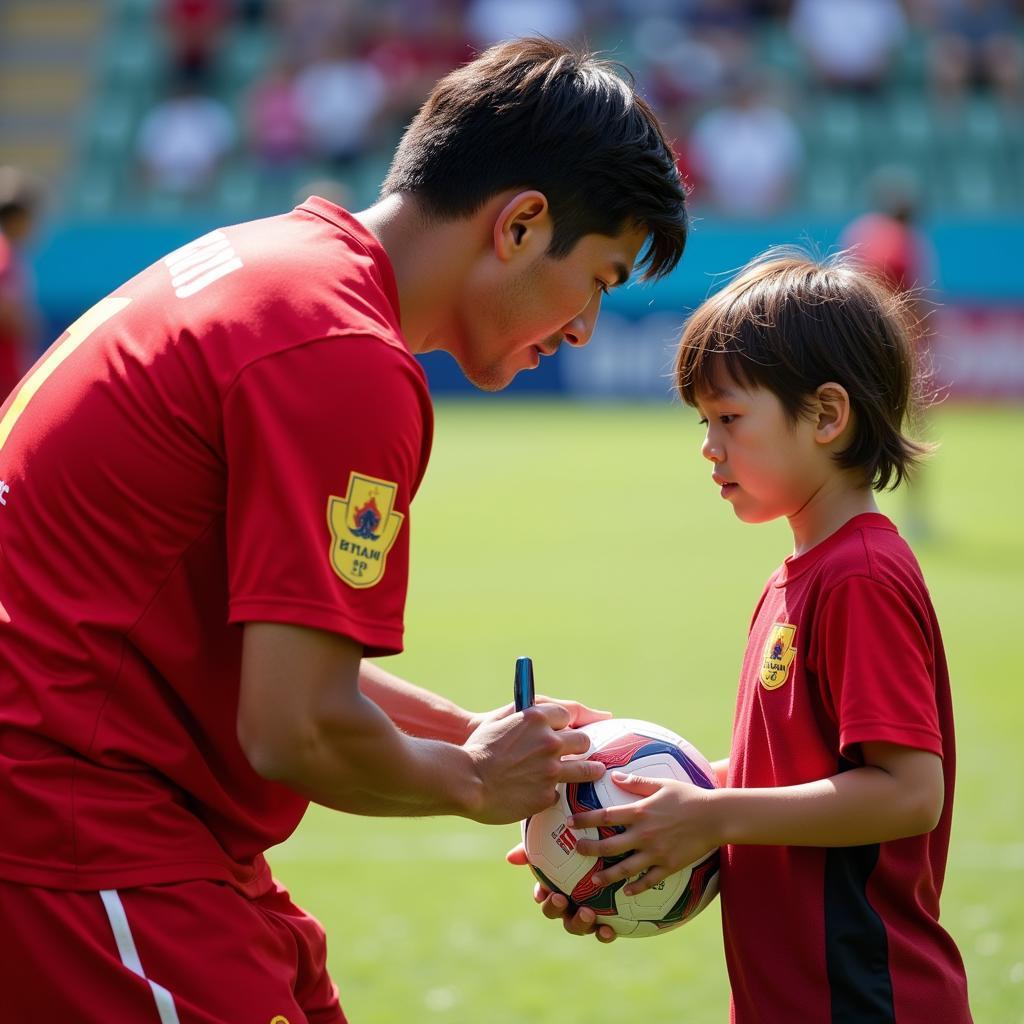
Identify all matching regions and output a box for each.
[268,688,483,818]
[358,659,475,743]
[710,757,730,788]
[711,764,941,849]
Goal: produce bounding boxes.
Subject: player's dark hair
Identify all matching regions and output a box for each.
[674,250,933,491]
[381,37,688,280]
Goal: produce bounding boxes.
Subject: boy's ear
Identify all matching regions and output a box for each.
[493,190,551,262]
[813,382,852,445]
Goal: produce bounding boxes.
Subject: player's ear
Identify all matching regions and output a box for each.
[493,190,551,263]
[813,382,851,445]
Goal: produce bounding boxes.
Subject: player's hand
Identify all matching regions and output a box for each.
[568,773,720,895]
[536,694,612,727]
[505,843,617,943]
[464,695,611,738]
[462,704,604,824]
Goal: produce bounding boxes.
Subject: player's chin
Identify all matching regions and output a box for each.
[461,357,528,392]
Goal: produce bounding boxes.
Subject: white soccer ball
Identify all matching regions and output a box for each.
[523,718,720,937]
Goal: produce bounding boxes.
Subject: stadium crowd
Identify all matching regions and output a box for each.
[94,0,1024,215]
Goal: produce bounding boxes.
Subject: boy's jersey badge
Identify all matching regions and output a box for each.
[327,472,404,589]
[760,623,797,690]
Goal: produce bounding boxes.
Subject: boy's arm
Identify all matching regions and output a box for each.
[712,742,942,847]
[569,741,943,894]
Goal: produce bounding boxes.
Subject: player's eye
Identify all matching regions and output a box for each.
[720,415,736,425]
[596,280,610,296]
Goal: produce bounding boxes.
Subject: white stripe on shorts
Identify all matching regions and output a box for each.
[99,889,182,1024]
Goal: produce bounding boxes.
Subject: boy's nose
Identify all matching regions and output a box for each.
[702,434,723,462]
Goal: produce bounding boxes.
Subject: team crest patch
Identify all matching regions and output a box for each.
[327,472,404,588]
[760,623,797,690]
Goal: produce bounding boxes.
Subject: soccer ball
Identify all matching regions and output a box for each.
[522,718,720,937]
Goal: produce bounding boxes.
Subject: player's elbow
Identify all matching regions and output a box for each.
[237,715,315,785]
[865,745,945,838]
[898,772,945,837]
[910,784,944,835]
[921,778,942,835]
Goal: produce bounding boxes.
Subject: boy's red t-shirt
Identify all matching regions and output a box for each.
[723,513,971,1023]
[0,198,433,895]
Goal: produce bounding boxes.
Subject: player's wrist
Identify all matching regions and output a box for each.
[441,739,487,820]
[705,786,740,847]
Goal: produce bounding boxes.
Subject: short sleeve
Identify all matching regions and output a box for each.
[819,576,942,759]
[223,334,432,656]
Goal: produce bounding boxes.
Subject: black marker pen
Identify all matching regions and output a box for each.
[513,656,535,712]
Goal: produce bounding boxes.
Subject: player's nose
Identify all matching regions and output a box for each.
[561,315,592,348]
[562,297,600,348]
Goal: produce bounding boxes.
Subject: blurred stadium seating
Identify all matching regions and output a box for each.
[0,0,103,188]
[51,0,1023,218]
[5,0,1024,396]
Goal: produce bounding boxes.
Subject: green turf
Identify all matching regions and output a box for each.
[269,401,1024,1023]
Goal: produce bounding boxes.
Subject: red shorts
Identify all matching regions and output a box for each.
[0,877,346,1024]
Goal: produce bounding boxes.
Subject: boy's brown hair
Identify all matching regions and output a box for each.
[381,37,688,281]
[674,250,933,491]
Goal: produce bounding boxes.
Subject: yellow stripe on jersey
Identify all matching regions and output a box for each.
[0,295,131,453]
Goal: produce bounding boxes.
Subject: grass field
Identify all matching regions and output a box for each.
[269,400,1024,1023]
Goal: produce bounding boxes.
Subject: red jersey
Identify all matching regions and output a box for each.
[722,514,971,1023]
[0,198,433,895]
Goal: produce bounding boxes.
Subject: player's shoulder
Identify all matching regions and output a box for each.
[231,205,399,334]
[159,202,412,379]
[821,514,924,592]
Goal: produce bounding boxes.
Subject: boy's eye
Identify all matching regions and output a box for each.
[720,414,736,425]
[596,280,610,296]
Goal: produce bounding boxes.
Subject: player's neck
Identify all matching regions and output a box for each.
[786,475,879,557]
[355,194,475,354]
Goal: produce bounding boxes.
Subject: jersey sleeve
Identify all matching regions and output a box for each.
[222,334,432,656]
[818,576,943,759]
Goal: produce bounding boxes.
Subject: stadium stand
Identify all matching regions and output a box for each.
[47,1,1022,220]
[0,0,103,189]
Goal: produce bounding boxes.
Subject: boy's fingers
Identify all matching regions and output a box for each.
[567,803,636,830]
[624,866,669,896]
[574,831,633,859]
[609,771,663,795]
[592,852,648,889]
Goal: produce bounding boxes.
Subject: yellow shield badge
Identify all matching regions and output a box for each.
[760,623,797,690]
[326,472,404,589]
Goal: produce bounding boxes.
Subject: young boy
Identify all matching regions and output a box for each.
[544,252,972,1022]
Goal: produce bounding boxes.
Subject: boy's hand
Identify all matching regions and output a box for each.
[506,843,617,942]
[568,773,720,895]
